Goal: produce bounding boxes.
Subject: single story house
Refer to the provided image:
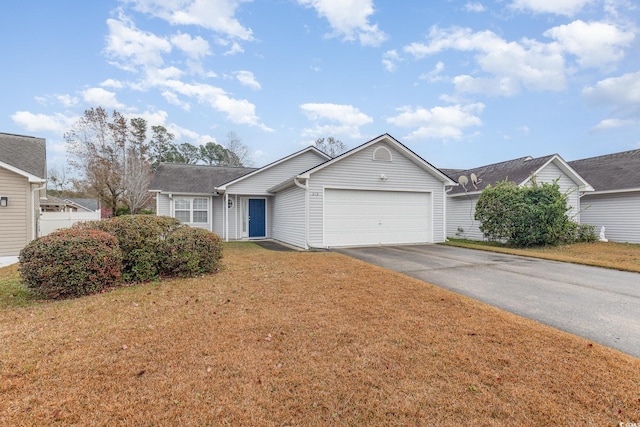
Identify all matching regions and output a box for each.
[150,134,456,249]
[0,132,47,256]
[569,149,640,244]
[442,154,593,241]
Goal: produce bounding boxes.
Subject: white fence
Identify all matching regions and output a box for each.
[39,211,101,236]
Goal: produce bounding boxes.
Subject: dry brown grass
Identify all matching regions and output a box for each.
[445,240,640,273]
[1,242,639,426]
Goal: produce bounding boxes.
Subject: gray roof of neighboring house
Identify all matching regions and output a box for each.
[568,149,640,192]
[67,198,100,211]
[149,163,258,194]
[445,155,555,195]
[0,132,46,180]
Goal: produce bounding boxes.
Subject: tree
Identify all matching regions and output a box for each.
[177,143,200,164]
[475,179,579,247]
[65,107,128,217]
[314,136,347,158]
[199,142,228,166]
[121,117,152,214]
[223,132,252,166]
[148,125,179,169]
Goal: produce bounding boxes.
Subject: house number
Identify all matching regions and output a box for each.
[311,192,320,196]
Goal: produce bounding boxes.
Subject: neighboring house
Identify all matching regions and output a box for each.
[569,149,640,244]
[151,134,456,249]
[443,154,593,241]
[0,132,47,256]
[40,196,100,213]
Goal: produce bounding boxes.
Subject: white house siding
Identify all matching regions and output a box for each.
[212,196,224,236]
[446,195,484,240]
[272,185,306,248]
[156,193,171,216]
[226,150,327,195]
[580,191,640,244]
[534,162,581,222]
[0,168,30,256]
[305,142,446,248]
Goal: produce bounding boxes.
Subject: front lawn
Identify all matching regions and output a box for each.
[1,242,639,425]
[444,239,640,273]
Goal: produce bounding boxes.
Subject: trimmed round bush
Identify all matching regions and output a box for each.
[161,227,223,278]
[74,215,183,282]
[19,229,122,299]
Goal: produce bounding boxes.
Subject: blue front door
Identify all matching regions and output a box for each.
[248,199,266,237]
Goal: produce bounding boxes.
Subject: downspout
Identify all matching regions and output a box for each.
[31,182,47,240]
[294,177,314,250]
[224,192,229,242]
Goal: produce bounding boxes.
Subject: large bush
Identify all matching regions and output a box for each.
[74,215,183,282]
[475,179,585,247]
[160,227,224,278]
[19,229,122,299]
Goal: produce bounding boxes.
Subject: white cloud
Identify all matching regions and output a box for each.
[382,49,400,72]
[420,61,445,82]
[162,90,191,110]
[590,118,637,133]
[11,111,78,133]
[126,0,254,41]
[404,26,566,96]
[582,71,640,107]
[100,79,124,89]
[544,20,634,68]
[82,87,126,109]
[170,33,211,59]
[509,0,593,16]
[386,103,484,141]
[464,2,486,12]
[296,0,388,46]
[234,70,261,89]
[105,13,172,71]
[300,103,373,138]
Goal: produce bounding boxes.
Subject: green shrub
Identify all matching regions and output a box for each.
[74,215,183,282]
[161,227,223,278]
[19,229,122,299]
[475,179,578,247]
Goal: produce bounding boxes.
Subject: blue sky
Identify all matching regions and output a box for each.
[1,0,639,172]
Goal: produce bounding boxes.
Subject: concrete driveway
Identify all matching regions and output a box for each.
[335,244,640,359]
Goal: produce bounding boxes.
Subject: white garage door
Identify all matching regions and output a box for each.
[324,189,431,247]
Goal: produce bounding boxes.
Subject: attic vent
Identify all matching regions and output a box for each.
[373,146,392,162]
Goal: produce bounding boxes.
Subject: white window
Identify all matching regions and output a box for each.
[174,197,208,223]
[373,146,392,162]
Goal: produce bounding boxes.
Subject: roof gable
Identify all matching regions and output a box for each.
[0,132,46,182]
[569,149,640,193]
[447,154,592,196]
[216,146,331,191]
[297,134,455,184]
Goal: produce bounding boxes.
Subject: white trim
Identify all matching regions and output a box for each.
[297,134,455,185]
[0,161,46,183]
[522,155,594,192]
[581,187,640,196]
[216,146,330,192]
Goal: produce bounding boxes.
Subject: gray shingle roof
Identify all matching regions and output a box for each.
[446,155,555,195]
[569,149,640,192]
[0,132,46,179]
[149,163,258,193]
[67,198,100,211]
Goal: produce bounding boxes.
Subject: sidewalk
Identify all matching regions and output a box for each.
[0,257,18,268]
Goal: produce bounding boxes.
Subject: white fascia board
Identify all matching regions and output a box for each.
[0,161,46,183]
[582,187,640,196]
[298,133,456,185]
[524,155,595,191]
[216,146,330,192]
